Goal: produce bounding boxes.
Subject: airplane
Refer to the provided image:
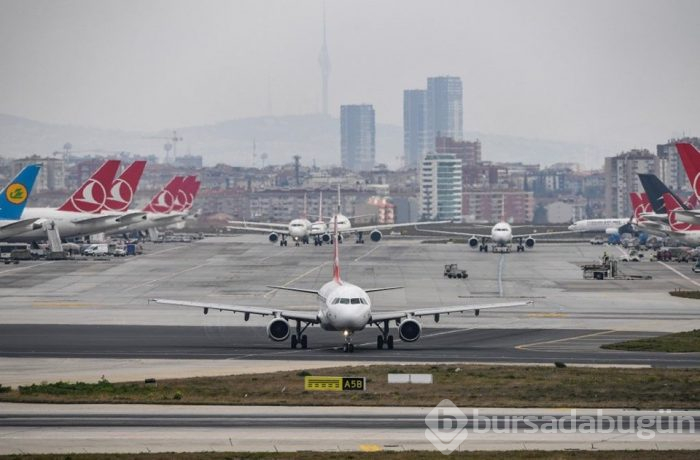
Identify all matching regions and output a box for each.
[5,160,148,243]
[0,164,42,239]
[662,192,700,246]
[567,218,630,234]
[152,216,531,352]
[111,175,201,238]
[228,194,313,246]
[670,143,700,225]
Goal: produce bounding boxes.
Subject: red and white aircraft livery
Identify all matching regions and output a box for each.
[153,217,532,352]
[662,192,700,247]
[113,175,200,236]
[671,143,700,225]
[6,160,147,242]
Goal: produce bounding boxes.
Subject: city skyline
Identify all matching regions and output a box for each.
[0,0,698,158]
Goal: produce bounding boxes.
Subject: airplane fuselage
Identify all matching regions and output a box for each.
[490,222,513,246]
[316,280,371,333]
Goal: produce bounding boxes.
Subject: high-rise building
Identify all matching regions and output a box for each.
[426,76,463,146]
[656,137,700,193]
[403,89,426,168]
[435,136,481,166]
[604,149,661,218]
[420,152,462,221]
[340,104,375,172]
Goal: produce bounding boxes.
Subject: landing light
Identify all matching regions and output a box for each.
[343,330,349,337]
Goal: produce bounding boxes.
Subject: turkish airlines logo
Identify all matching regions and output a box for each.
[173,189,189,211]
[693,172,700,201]
[149,190,175,213]
[103,179,134,212]
[69,179,107,213]
[668,210,692,232]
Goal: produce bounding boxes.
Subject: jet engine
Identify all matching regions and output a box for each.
[370,230,382,242]
[268,232,279,243]
[266,318,290,341]
[398,319,422,342]
[468,237,479,248]
[321,233,331,243]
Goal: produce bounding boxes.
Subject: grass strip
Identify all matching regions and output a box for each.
[602,329,700,353]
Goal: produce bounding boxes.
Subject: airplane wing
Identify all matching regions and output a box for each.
[229,220,289,229]
[227,224,290,235]
[72,215,119,225]
[348,220,452,234]
[415,227,492,238]
[0,218,41,238]
[150,298,320,323]
[511,230,574,238]
[266,285,319,295]
[369,300,533,323]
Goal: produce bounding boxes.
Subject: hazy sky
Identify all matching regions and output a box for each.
[1,0,698,151]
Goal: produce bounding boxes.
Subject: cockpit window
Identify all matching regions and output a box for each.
[332,298,340,304]
[339,298,350,304]
[351,298,361,304]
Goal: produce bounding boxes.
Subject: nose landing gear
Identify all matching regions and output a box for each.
[342,331,354,353]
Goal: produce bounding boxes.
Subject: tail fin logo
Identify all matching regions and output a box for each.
[103,179,134,212]
[70,179,107,213]
[5,183,28,205]
[150,190,175,213]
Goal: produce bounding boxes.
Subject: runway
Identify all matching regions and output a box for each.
[1,323,697,366]
[1,404,698,454]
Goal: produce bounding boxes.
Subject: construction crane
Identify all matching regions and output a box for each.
[52,145,130,161]
[142,130,183,164]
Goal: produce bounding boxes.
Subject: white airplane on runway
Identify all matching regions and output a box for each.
[567,218,630,234]
[228,194,313,246]
[419,221,571,253]
[152,217,531,352]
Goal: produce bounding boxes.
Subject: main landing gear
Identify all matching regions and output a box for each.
[356,232,365,244]
[314,236,323,246]
[279,236,288,247]
[375,320,394,349]
[290,320,310,349]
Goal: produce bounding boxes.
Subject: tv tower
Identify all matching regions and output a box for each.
[318,2,331,116]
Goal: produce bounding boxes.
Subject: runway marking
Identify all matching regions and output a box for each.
[515,330,617,350]
[497,253,505,297]
[354,245,380,262]
[263,262,329,298]
[359,444,383,452]
[526,312,568,318]
[135,245,186,259]
[0,261,56,276]
[658,261,700,288]
[31,302,90,308]
[123,263,211,292]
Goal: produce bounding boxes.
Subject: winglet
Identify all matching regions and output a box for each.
[0,164,41,220]
[58,160,121,213]
[103,160,146,212]
[332,214,341,284]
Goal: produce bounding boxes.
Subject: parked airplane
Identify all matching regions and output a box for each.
[153,216,531,352]
[662,193,700,246]
[5,160,147,243]
[671,143,700,225]
[0,164,42,239]
[567,218,629,234]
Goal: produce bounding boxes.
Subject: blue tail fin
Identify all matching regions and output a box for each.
[0,164,41,220]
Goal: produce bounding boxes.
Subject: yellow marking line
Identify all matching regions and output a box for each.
[515,330,617,350]
[354,245,380,262]
[527,312,568,318]
[658,261,700,289]
[359,444,383,452]
[264,262,328,298]
[123,263,211,292]
[0,261,56,276]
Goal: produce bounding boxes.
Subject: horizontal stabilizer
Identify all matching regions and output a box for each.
[266,285,319,295]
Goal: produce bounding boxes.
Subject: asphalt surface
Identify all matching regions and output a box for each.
[2,323,698,366]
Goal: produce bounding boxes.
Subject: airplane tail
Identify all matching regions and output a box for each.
[629,192,651,220]
[143,176,185,213]
[637,174,686,215]
[172,176,196,212]
[677,143,700,200]
[662,192,700,232]
[0,164,41,220]
[103,160,146,212]
[182,176,200,211]
[57,160,121,213]
[332,214,341,284]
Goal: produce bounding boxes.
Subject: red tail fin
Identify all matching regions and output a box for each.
[677,143,700,200]
[143,176,184,213]
[102,160,146,212]
[184,179,201,211]
[58,160,121,213]
[685,193,698,209]
[629,192,651,220]
[332,214,341,284]
[172,176,196,212]
[662,192,700,232]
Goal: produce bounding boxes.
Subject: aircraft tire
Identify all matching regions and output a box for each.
[377,335,384,349]
[291,334,298,349]
[387,335,394,349]
[301,334,308,349]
